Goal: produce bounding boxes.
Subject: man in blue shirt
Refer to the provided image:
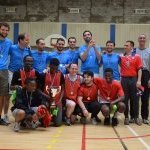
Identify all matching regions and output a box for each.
[9,33,31,73]
[101,41,120,80]
[47,38,70,74]
[0,22,12,125]
[65,37,79,64]
[31,38,48,74]
[79,30,101,77]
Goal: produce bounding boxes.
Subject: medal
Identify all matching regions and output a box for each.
[107,97,110,100]
[70,91,74,95]
[87,97,91,100]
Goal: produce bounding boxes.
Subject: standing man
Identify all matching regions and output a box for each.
[5,33,31,123]
[135,34,150,125]
[47,38,70,74]
[79,30,101,77]
[0,22,12,125]
[31,38,48,74]
[65,37,79,64]
[101,41,120,80]
[120,41,142,125]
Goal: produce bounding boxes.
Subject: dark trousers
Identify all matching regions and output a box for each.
[74,101,101,118]
[141,70,150,120]
[121,77,139,119]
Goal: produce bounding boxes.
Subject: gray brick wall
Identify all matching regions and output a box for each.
[0,0,150,23]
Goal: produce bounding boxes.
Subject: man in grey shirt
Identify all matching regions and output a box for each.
[136,34,150,125]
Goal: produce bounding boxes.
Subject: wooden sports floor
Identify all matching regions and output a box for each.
[0,108,150,150]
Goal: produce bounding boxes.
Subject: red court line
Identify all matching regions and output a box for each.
[81,125,86,150]
[86,134,150,140]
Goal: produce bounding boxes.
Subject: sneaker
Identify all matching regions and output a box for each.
[65,117,71,126]
[13,122,20,132]
[80,117,87,124]
[70,115,77,124]
[31,121,41,129]
[143,119,150,125]
[112,117,119,126]
[0,118,9,126]
[23,120,32,128]
[91,118,98,125]
[3,115,10,124]
[135,118,142,126]
[129,118,135,123]
[95,116,101,123]
[104,117,110,125]
[124,118,129,125]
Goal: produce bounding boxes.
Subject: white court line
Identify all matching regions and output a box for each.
[127,125,150,150]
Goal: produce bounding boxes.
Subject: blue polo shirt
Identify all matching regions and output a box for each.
[31,50,48,73]
[8,44,31,72]
[47,50,71,74]
[101,53,120,80]
[0,38,12,70]
[79,45,101,74]
[65,48,79,64]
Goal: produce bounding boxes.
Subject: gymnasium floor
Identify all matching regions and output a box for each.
[0,112,150,150]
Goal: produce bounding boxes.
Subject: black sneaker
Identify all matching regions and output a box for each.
[112,117,118,126]
[65,117,71,126]
[0,118,9,126]
[95,116,101,123]
[80,117,87,124]
[104,117,110,125]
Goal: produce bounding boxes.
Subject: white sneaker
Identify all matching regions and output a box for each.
[3,115,10,124]
[91,118,98,125]
[13,122,20,132]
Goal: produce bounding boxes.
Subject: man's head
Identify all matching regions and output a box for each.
[36,38,45,51]
[56,38,65,52]
[49,58,60,73]
[106,41,115,53]
[104,68,113,83]
[25,78,37,92]
[83,30,92,44]
[68,37,76,49]
[83,71,94,85]
[68,63,78,75]
[23,55,34,71]
[124,40,134,53]
[138,34,147,47]
[18,33,30,48]
[0,22,10,39]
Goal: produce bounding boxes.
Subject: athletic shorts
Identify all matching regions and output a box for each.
[0,70,8,96]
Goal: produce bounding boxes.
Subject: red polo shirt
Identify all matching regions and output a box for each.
[120,54,142,77]
[78,83,98,103]
[94,78,124,102]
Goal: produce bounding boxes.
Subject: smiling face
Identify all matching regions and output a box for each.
[68,38,76,49]
[106,42,115,53]
[83,31,92,44]
[69,64,78,75]
[56,39,65,52]
[37,39,45,51]
[0,25,9,39]
[138,34,146,47]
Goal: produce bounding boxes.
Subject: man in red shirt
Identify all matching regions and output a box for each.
[76,71,101,125]
[120,41,142,125]
[64,64,82,125]
[94,68,125,126]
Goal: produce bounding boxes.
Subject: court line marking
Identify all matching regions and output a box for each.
[113,127,128,150]
[86,134,150,140]
[127,125,150,150]
[81,125,86,150]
